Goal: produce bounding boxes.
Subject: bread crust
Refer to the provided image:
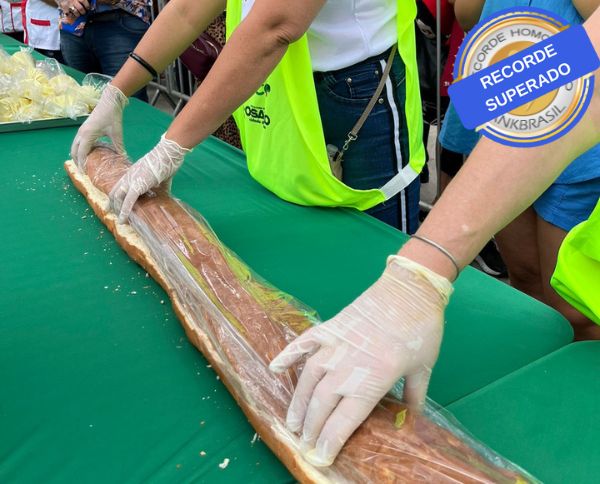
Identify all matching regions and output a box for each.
[64,149,535,484]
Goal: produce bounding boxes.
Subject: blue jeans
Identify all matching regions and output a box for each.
[314,47,421,233]
[60,11,149,101]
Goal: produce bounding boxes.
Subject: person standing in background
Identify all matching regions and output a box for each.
[56,0,151,101]
[414,0,508,277]
[441,0,600,339]
[72,0,428,234]
[0,0,25,42]
[24,0,63,62]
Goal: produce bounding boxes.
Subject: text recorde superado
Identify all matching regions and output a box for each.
[482,44,571,112]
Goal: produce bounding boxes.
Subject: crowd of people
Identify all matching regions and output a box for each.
[4,0,599,469]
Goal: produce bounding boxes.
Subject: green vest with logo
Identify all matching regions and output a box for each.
[225,0,425,210]
[552,198,600,325]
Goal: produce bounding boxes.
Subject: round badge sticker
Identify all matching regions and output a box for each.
[452,8,597,147]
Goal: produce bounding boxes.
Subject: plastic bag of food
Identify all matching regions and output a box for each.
[77,73,109,110]
[65,146,540,484]
[82,72,112,90]
[35,58,64,79]
[0,48,13,75]
[0,96,25,122]
[0,47,103,123]
[11,48,36,72]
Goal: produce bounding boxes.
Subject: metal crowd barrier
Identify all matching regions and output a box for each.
[148,0,196,115]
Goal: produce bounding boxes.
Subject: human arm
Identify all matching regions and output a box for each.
[108,0,327,222]
[164,0,327,148]
[574,0,600,19]
[401,9,600,281]
[55,0,89,17]
[70,0,225,165]
[452,0,485,31]
[111,0,226,96]
[270,7,600,467]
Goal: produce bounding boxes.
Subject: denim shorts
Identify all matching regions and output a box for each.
[314,47,420,234]
[534,178,600,231]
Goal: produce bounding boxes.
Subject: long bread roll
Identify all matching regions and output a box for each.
[65,146,536,483]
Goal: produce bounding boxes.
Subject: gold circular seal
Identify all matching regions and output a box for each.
[458,12,587,143]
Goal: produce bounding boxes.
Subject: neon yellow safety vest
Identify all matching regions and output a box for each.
[552,198,600,325]
[225,0,425,211]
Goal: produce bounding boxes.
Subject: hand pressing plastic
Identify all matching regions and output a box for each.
[270,255,453,467]
[109,134,191,223]
[71,84,128,169]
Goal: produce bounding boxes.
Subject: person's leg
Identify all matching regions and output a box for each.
[91,13,149,101]
[4,31,24,43]
[60,30,99,73]
[420,121,430,184]
[495,207,544,300]
[438,147,464,194]
[367,177,420,233]
[536,216,600,340]
[35,48,65,65]
[533,178,600,339]
[34,48,62,63]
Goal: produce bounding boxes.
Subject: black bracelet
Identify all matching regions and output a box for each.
[129,52,158,78]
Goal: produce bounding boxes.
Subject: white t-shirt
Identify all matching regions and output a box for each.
[240,0,397,72]
[0,0,24,33]
[308,0,397,71]
[25,0,60,51]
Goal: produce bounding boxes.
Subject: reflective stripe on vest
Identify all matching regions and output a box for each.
[552,197,600,325]
[226,0,425,211]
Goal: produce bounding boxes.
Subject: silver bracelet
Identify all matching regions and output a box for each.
[411,235,460,280]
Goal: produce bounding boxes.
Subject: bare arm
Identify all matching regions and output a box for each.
[164,0,326,149]
[452,0,485,31]
[401,8,600,280]
[111,0,226,97]
[574,0,600,19]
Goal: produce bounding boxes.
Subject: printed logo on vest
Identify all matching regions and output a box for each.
[255,83,271,96]
[243,83,272,128]
[244,105,271,128]
[449,8,600,147]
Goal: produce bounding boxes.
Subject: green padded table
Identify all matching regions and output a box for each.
[1,34,573,482]
[449,342,600,484]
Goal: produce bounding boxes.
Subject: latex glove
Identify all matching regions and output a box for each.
[269,255,453,467]
[71,84,128,169]
[109,134,191,223]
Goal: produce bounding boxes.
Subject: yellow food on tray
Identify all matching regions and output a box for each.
[0,48,103,123]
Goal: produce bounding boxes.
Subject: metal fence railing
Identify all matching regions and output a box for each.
[147,0,195,115]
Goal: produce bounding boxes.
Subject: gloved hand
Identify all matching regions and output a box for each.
[269,255,453,467]
[71,84,128,169]
[109,134,191,223]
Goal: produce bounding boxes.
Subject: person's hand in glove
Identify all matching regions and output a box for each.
[109,134,191,223]
[269,255,453,467]
[71,84,129,169]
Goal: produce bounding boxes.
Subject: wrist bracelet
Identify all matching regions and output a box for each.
[411,235,460,281]
[129,52,158,79]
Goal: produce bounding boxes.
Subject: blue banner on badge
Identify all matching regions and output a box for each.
[449,8,600,147]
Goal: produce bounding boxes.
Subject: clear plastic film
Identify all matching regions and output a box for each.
[0,47,104,123]
[69,145,540,484]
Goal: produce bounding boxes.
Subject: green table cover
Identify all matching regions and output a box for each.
[449,342,600,484]
[1,34,573,482]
